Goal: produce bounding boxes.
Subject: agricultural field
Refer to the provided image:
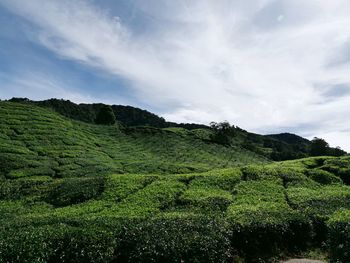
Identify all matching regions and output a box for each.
[1,101,350,262]
[0,101,266,179]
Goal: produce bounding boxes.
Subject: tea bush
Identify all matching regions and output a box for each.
[327,209,350,263]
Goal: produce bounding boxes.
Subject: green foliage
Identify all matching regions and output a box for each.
[310,137,346,157]
[95,105,116,125]
[287,185,350,219]
[327,210,350,263]
[180,187,233,212]
[1,101,350,262]
[117,213,231,263]
[321,156,350,184]
[307,169,342,185]
[47,177,105,206]
[0,224,116,263]
[101,174,156,202]
[0,101,266,179]
[228,180,311,260]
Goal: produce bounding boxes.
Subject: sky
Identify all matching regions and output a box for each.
[1,0,350,150]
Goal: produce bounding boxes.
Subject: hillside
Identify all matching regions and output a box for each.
[7,98,347,162]
[0,101,267,179]
[1,100,350,262]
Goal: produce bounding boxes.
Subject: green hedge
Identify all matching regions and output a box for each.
[306,169,342,185]
[327,209,350,263]
[0,224,117,263]
[46,177,105,207]
[287,185,350,244]
[180,187,233,212]
[0,177,55,200]
[227,180,311,260]
[287,185,350,218]
[101,174,157,202]
[117,213,231,263]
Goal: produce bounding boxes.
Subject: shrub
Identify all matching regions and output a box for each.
[307,169,342,185]
[101,174,156,202]
[116,213,231,263]
[47,177,105,206]
[327,209,350,263]
[287,185,350,243]
[287,185,350,218]
[189,169,242,191]
[95,105,116,125]
[180,187,233,212]
[241,165,278,181]
[227,203,310,260]
[0,224,116,263]
[0,178,54,200]
[227,180,311,260]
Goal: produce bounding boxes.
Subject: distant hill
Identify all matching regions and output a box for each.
[4,98,347,162]
[8,97,207,129]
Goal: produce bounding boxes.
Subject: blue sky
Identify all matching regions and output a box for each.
[1,0,350,150]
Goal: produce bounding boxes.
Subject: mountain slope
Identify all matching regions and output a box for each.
[0,101,267,179]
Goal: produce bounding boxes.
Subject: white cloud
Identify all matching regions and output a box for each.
[0,71,95,103]
[1,0,350,150]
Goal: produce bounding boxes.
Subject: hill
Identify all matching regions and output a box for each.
[0,101,267,179]
[1,99,350,262]
[6,98,347,162]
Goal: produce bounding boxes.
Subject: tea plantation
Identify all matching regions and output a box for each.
[1,101,350,262]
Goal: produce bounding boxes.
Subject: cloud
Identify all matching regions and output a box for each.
[0,71,95,103]
[1,0,350,150]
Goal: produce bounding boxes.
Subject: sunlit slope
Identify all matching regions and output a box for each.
[0,101,267,178]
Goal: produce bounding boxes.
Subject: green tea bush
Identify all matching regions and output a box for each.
[47,177,105,206]
[105,179,187,217]
[287,185,350,243]
[189,169,242,191]
[101,174,157,202]
[228,180,311,260]
[287,186,350,218]
[327,209,350,263]
[0,178,54,200]
[307,169,342,185]
[321,157,350,184]
[241,165,278,181]
[117,213,231,263]
[0,224,116,263]
[180,187,233,212]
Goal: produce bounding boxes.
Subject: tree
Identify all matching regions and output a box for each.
[95,105,116,125]
[329,146,347,157]
[310,137,329,156]
[209,121,234,145]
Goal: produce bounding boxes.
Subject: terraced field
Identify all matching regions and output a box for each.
[1,101,350,262]
[0,101,266,179]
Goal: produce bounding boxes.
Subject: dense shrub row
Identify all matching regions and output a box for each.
[1,155,350,261]
[327,210,350,263]
[227,180,311,260]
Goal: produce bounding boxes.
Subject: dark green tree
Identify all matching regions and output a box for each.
[95,105,116,125]
[310,137,329,156]
[209,121,235,145]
